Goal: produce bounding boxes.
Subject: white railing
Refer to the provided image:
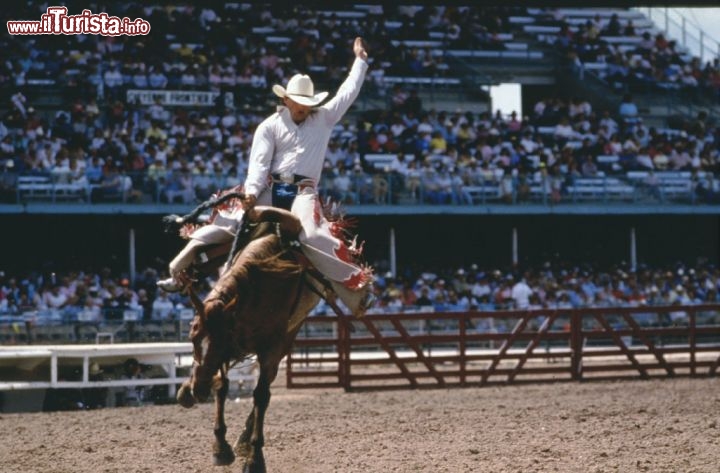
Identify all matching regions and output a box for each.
[0,343,261,413]
[0,343,192,396]
[639,7,720,64]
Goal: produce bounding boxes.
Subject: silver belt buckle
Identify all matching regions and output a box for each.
[280,172,293,184]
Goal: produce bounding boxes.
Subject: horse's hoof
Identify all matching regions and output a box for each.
[242,460,266,473]
[213,447,235,466]
[177,385,195,408]
[233,441,251,459]
[242,452,266,473]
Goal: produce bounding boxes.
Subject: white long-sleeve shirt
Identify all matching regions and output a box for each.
[243,58,368,197]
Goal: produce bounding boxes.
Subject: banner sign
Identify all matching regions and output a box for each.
[126,89,234,108]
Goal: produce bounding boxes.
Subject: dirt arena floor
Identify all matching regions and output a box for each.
[1,375,718,473]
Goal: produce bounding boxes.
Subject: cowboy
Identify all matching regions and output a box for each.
[158,37,374,317]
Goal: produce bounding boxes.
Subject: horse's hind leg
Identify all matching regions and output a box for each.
[212,371,235,466]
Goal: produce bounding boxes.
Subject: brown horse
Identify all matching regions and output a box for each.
[176,209,327,472]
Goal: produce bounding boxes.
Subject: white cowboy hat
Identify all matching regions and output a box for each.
[272,74,328,107]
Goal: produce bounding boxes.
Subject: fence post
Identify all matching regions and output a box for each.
[459,312,466,386]
[689,307,696,376]
[570,310,583,381]
[338,315,351,391]
[285,348,293,388]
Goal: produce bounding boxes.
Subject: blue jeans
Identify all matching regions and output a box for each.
[271,182,298,210]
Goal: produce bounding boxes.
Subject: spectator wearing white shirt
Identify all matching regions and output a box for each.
[148,100,166,122]
[332,166,355,203]
[148,69,168,89]
[103,66,123,100]
[181,69,197,88]
[471,275,492,300]
[599,110,619,137]
[132,70,148,88]
[199,7,218,27]
[103,67,122,88]
[325,139,345,167]
[511,276,534,309]
[553,116,579,148]
[151,292,175,321]
[42,284,69,310]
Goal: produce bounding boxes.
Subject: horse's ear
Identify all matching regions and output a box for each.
[222,296,238,312]
[204,299,225,327]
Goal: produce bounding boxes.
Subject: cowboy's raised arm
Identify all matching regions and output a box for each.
[322,37,369,125]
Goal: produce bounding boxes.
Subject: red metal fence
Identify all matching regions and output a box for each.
[286,304,720,391]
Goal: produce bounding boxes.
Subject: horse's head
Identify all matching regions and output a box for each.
[177,295,228,407]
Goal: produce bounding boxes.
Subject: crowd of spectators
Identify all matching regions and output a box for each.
[2,83,720,208]
[15,3,717,107]
[1,259,718,328]
[0,265,184,323]
[1,4,719,207]
[323,91,720,206]
[362,260,720,316]
[0,3,523,105]
[535,9,720,99]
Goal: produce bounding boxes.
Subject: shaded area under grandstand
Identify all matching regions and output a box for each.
[1,213,717,274]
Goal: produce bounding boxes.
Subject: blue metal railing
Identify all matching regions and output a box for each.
[6,169,717,208]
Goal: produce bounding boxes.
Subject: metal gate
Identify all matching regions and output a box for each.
[286,304,720,391]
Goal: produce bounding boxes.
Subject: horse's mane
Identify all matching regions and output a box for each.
[239,229,303,280]
[201,224,305,329]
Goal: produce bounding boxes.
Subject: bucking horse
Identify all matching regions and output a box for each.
[165,191,361,472]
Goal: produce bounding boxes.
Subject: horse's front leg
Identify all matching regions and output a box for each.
[176,380,195,408]
[212,371,235,466]
[236,357,278,473]
[233,408,256,459]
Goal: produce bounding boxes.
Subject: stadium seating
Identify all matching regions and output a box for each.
[1,3,718,212]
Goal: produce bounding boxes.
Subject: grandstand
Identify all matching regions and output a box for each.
[0,4,719,344]
[1,5,719,210]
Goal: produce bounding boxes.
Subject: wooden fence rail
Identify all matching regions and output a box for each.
[286,304,720,391]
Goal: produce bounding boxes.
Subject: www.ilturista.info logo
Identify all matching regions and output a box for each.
[7,6,151,36]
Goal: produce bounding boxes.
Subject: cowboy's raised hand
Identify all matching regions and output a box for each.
[354,37,368,61]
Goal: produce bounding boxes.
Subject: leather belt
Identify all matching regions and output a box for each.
[271,173,311,184]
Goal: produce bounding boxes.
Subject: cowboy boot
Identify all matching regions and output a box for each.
[329,281,376,318]
[157,276,182,292]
